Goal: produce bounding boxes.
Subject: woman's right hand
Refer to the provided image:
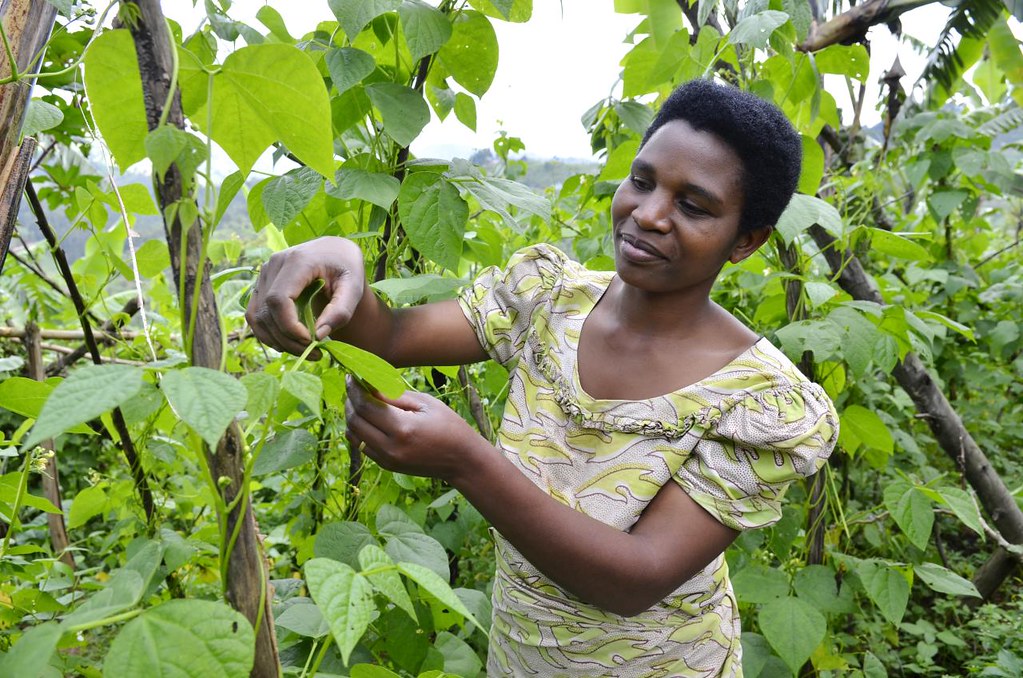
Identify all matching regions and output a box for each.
[245,236,366,355]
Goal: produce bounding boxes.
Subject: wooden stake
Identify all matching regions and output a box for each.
[24,321,75,569]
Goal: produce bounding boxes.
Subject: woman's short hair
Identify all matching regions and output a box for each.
[641,79,802,234]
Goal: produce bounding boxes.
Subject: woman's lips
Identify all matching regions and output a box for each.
[619,233,665,262]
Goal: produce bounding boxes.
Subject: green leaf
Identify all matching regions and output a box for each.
[21,99,64,137]
[365,83,431,148]
[262,167,323,227]
[240,372,279,421]
[0,377,93,434]
[0,621,62,677]
[863,650,887,678]
[614,100,655,137]
[256,5,294,42]
[0,473,62,516]
[304,558,375,664]
[330,0,402,41]
[358,544,416,619]
[324,47,376,95]
[883,481,934,550]
[214,172,246,226]
[133,239,170,278]
[435,631,483,676]
[63,570,144,627]
[104,599,254,677]
[399,0,453,62]
[804,281,837,309]
[315,521,378,570]
[839,404,893,456]
[855,559,910,625]
[794,564,850,615]
[145,126,190,178]
[437,10,498,97]
[934,486,985,538]
[448,159,551,229]
[914,562,982,598]
[281,371,323,419]
[869,228,931,261]
[25,365,144,449]
[398,172,467,270]
[396,561,487,635]
[322,341,407,399]
[827,306,881,378]
[371,274,465,305]
[276,600,329,638]
[814,44,870,82]
[758,596,826,674]
[598,138,639,182]
[775,193,844,245]
[187,43,334,178]
[327,168,400,209]
[731,564,789,604]
[160,367,248,448]
[729,10,789,49]
[68,484,108,529]
[914,310,974,342]
[377,504,450,580]
[253,429,318,476]
[739,632,773,678]
[927,189,969,222]
[454,91,477,131]
[83,30,148,170]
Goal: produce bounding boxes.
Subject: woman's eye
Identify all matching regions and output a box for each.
[629,175,651,190]
[679,201,707,216]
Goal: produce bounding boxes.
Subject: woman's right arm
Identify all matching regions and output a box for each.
[245,236,487,368]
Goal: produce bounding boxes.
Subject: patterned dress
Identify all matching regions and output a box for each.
[456,244,839,677]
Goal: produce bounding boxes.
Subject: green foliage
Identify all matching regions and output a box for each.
[2,1,1022,676]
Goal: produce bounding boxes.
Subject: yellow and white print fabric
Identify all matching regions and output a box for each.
[457,244,838,677]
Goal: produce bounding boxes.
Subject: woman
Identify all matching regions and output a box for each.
[247,79,838,676]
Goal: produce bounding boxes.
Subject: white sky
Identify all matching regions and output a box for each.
[164,1,960,161]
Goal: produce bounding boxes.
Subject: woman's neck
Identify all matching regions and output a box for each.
[604,277,723,340]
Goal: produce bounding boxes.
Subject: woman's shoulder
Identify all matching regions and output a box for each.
[700,338,839,450]
[503,244,612,298]
[697,338,836,422]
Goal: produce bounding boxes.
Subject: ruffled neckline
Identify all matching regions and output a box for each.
[523,260,812,440]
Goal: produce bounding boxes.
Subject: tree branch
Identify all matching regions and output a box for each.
[807,224,1023,597]
[24,180,155,525]
[800,0,939,52]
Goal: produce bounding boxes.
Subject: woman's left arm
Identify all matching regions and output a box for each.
[344,378,737,617]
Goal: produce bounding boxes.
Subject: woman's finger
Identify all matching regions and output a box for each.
[344,402,392,466]
[315,269,364,340]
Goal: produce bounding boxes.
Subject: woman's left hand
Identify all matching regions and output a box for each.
[344,375,486,481]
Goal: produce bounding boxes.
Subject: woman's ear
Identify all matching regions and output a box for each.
[729,225,772,263]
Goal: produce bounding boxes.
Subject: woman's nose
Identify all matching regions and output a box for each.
[632,192,673,232]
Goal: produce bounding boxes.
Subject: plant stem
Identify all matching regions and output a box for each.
[65,607,144,633]
[0,18,19,81]
[0,449,34,559]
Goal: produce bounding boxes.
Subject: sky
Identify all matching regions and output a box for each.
[164,1,959,161]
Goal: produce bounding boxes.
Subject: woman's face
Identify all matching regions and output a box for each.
[610,119,766,297]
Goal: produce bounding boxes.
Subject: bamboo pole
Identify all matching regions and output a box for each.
[0,0,58,275]
[120,3,280,674]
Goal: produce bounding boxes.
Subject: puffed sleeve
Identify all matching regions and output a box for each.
[457,244,567,366]
[674,381,839,531]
